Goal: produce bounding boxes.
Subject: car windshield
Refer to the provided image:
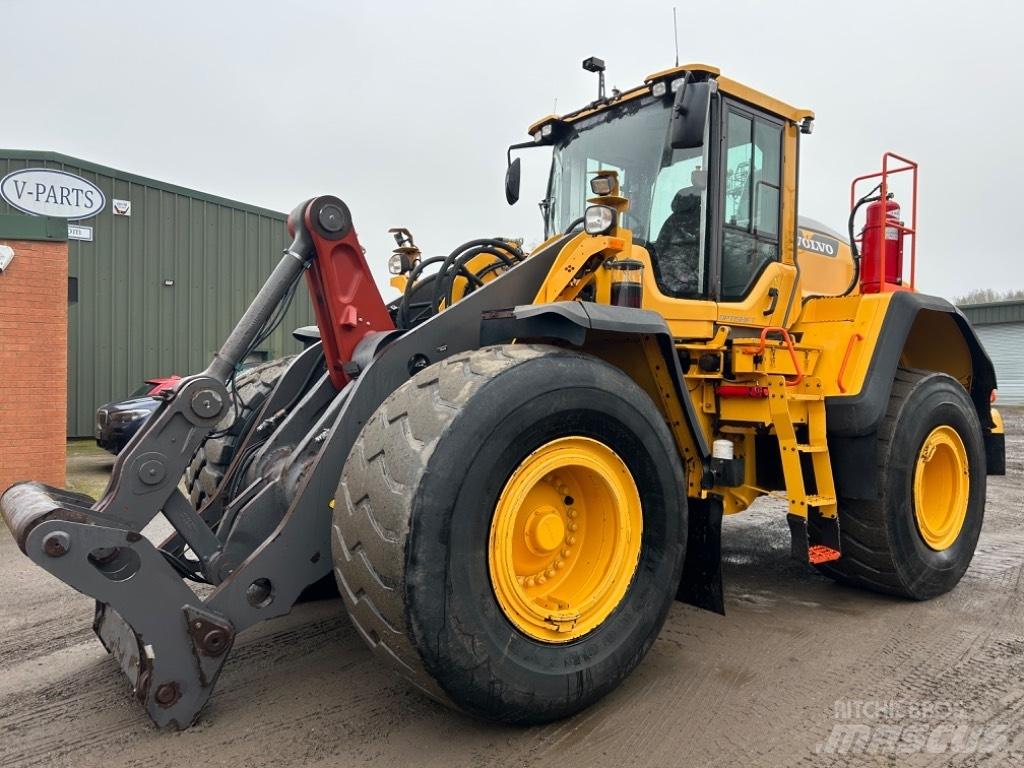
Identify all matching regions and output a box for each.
[128,384,152,398]
[546,94,709,296]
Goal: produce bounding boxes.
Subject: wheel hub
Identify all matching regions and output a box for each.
[524,507,566,555]
[913,425,970,551]
[488,436,642,643]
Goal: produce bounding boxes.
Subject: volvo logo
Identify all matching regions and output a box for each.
[798,231,839,257]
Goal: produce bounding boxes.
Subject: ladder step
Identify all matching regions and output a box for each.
[796,444,828,453]
[805,495,837,507]
[786,393,825,402]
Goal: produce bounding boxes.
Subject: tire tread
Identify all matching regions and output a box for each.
[332,345,550,702]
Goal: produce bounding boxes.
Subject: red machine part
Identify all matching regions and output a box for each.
[290,197,395,389]
[716,384,769,398]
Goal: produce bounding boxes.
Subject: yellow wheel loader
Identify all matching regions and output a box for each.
[1,60,1005,728]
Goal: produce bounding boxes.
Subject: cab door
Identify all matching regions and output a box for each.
[709,99,795,329]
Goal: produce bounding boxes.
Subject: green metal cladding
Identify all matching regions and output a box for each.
[0,150,316,437]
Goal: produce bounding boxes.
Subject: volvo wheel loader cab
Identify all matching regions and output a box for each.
[0,60,1006,729]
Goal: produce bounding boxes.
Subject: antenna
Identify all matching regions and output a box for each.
[673,7,679,67]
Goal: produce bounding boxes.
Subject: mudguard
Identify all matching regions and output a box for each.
[825,292,996,436]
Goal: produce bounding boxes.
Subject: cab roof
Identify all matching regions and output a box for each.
[527,63,814,136]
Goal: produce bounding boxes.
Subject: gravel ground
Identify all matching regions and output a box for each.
[1,412,1021,768]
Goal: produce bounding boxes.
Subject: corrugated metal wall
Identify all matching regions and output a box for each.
[0,151,315,436]
[960,301,1024,406]
[974,323,1024,405]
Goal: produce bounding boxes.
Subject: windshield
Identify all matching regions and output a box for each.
[546,94,708,296]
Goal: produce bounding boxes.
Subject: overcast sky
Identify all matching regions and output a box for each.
[2,0,1020,300]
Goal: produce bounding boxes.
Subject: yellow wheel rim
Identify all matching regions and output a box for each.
[488,437,642,643]
[913,425,970,551]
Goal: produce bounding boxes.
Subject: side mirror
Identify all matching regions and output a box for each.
[670,77,711,150]
[505,157,521,205]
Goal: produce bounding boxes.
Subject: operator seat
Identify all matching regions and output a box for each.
[654,187,702,295]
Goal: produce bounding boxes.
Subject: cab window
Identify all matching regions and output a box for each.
[648,146,706,297]
[720,108,782,301]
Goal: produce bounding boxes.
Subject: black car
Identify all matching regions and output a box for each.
[95,377,180,454]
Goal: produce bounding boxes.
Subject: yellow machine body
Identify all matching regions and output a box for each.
[509,63,999,527]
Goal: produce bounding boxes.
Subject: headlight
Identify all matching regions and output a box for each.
[112,409,151,423]
[651,81,667,98]
[584,205,615,235]
[388,253,406,275]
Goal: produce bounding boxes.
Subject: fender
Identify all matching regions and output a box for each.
[825,291,997,436]
[480,300,712,466]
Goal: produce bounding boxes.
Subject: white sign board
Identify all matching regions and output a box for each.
[0,168,105,220]
[68,224,94,241]
[112,198,131,216]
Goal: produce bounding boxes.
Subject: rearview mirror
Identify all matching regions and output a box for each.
[505,157,521,205]
[670,77,711,150]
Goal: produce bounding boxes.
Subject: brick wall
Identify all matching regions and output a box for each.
[0,237,68,491]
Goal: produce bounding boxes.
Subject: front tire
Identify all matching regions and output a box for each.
[332,344,686,723]
[818,369,985,599]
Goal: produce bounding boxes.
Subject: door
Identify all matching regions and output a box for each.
[711,100,793,328]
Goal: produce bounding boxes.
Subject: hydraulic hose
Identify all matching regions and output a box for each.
[396,238,528,329]
[430,238,524,315]
[841,184,883,297]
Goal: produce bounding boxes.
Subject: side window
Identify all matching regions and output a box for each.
[720,109,782,301]
[648,146,706,296]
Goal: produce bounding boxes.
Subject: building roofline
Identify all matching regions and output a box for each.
[956,298,1024,309]
[0,149,286,219]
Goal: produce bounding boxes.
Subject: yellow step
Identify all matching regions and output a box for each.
[796,444,828,453]
[804,495,837,507]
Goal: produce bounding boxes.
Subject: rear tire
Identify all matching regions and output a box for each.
[818,369,985,599]
[332,344,687,723]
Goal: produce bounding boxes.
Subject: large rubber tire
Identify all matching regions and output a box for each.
[332,344,687,723]
[818,369,985,599]
[185,356,295,509]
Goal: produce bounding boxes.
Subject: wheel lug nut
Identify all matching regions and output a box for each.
[561,547,571,558]
[517,575,525,585]
[546,568,555,578]
[555,559,564,569]
[567,508,578,519]
[538,575,546,585]
[567,536,577,545]
[568,522,578,532]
